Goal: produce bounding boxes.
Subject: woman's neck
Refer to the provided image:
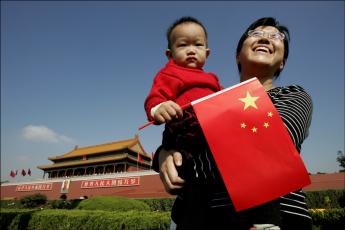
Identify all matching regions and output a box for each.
[240,72,275,91]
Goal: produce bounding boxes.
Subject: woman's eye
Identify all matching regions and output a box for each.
[270,34,280,40]
[252,31,262,37]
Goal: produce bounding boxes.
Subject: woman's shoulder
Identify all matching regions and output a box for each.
[269,85,311,99]
[269,84,306,93]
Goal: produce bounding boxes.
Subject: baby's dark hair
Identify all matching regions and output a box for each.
[166,16,208,49]
[236,17,290,78]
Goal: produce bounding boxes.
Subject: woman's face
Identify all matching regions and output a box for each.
[237,25,285,75]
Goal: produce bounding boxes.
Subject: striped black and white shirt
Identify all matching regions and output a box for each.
[270,85,313,224]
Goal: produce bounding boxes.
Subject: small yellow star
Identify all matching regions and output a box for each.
[251,127,258,133]
[268,112,273,117]
[239,91,259,110]
[263,122,270,128]
[240,123,247,128]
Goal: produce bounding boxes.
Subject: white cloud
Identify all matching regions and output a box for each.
[21,125,74,144]
[16,155,30,162]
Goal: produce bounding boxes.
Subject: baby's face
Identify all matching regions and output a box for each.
[167,22,209,69]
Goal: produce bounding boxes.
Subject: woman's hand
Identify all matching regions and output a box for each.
[158,148,185,194]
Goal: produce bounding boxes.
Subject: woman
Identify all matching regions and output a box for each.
[153,17,313,230]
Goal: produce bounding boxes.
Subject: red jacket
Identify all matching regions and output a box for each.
[145,60,222,121]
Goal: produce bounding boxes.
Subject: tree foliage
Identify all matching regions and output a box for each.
[336,150,345,172]
[20,193,47,208]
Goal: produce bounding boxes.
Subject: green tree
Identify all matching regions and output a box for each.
[336,150,345,172]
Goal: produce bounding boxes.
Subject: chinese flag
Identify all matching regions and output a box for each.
[192,78,310,211]
[10,170,16,178]
[137,153,143,162]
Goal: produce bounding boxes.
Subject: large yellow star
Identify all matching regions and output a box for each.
[239,91,259,110]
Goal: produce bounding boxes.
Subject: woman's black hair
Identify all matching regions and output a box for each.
[236,17,290,78]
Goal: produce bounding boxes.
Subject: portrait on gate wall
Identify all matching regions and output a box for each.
[61,179,71,193]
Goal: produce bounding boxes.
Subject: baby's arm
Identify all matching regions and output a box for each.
[152,100,183,124]
[144,71,184,122]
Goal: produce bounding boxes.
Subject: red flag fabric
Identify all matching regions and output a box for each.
[192,78,310,211]
[21,169,26,176]
[10,170,16,178]
[28,168,31,176]
[137,153,143,163]
[150,152,154,166]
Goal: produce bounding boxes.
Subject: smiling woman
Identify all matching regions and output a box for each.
[153,17,313,230]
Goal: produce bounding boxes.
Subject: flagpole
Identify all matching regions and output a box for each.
[150,152,154,171]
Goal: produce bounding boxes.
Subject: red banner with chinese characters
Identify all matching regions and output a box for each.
[81,177,140,189]
[16,183,53,192]
[192,78,310,211]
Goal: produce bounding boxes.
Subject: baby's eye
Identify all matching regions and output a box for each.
[196,43,204,46]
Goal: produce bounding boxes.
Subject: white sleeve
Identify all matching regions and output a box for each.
[150,102,164,118]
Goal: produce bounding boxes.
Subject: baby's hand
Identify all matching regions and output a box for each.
[154,101,183,124]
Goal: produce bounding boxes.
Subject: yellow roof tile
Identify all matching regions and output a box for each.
[38,153,151,170]
[38,154,128,170]
[48,135,147,160]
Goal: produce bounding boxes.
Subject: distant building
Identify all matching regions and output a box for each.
[37,134,152,178]
[1,135,173,200]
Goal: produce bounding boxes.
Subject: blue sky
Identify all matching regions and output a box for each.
[1,1,344,182]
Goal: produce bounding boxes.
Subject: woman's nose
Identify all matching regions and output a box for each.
[257,37,270,44]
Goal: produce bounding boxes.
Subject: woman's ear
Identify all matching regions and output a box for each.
[279,61,284,71]
[165,49,172,59]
